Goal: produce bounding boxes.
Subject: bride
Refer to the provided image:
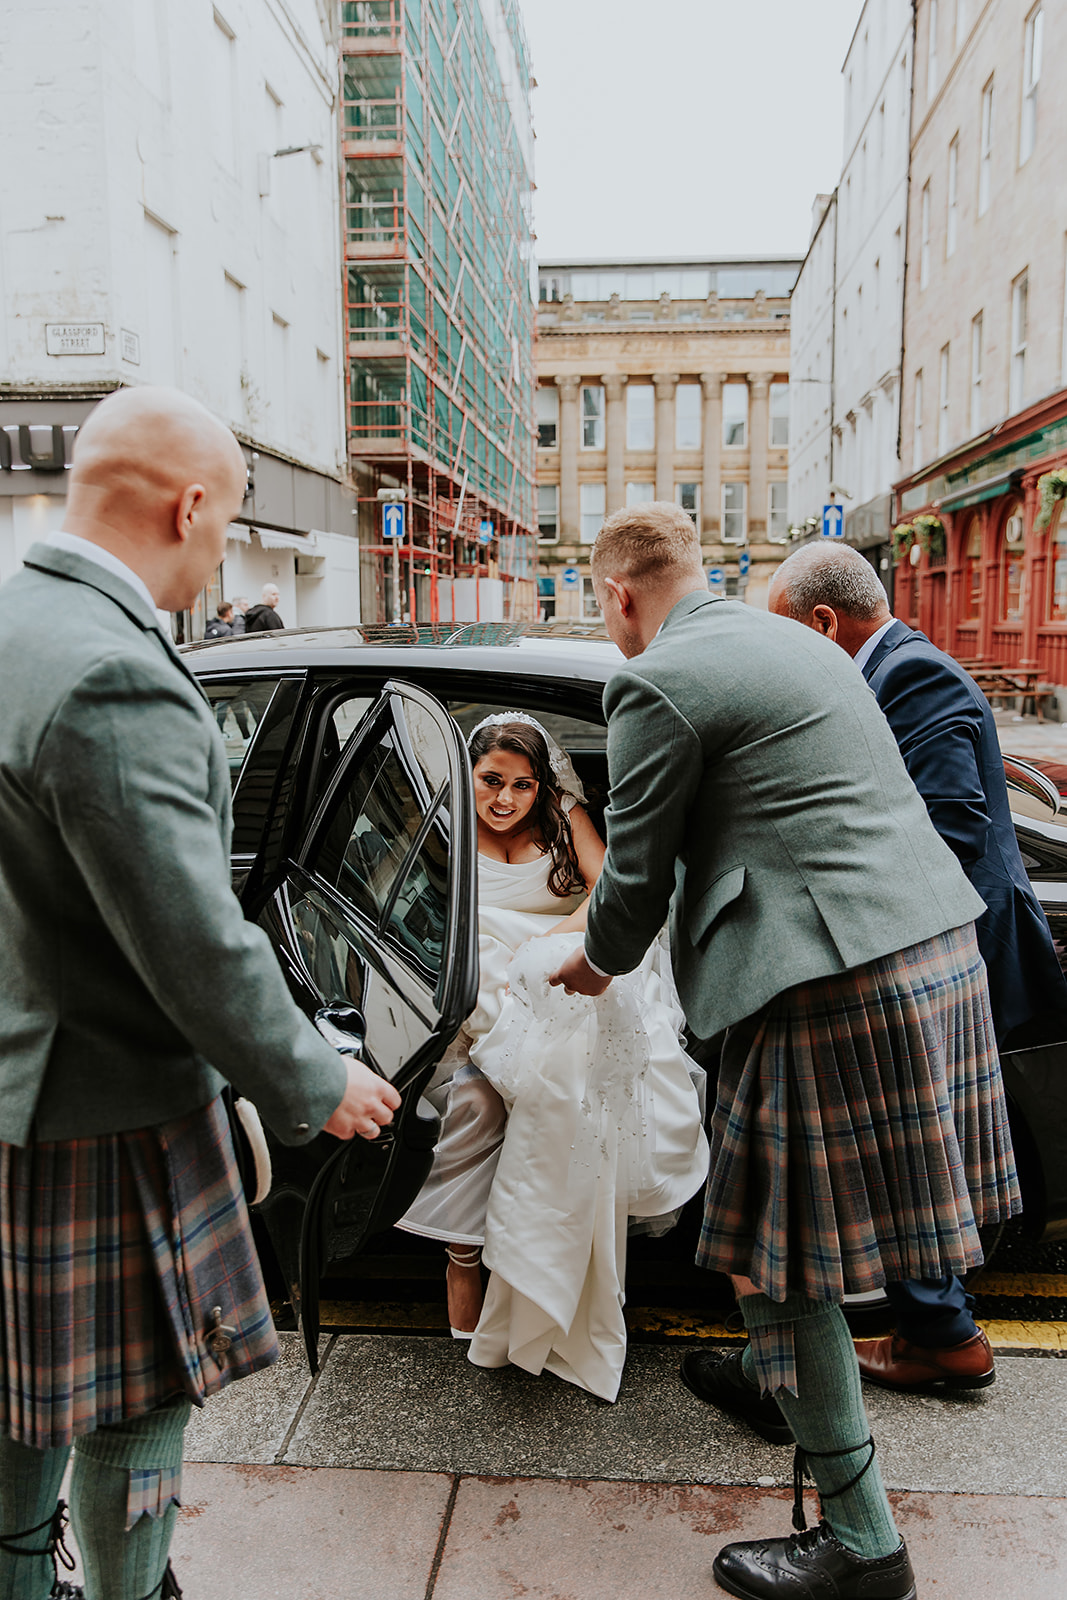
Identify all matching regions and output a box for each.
[397,712,709,1402]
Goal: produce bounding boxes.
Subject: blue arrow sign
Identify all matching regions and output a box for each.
[707,566,725,586]
[479,519,494,544]
[561,566,580,589]
[822,502,844,539]
[739,550,751,578]
[382,501,405,541]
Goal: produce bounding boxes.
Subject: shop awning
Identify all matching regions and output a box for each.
[253,528,319,552]
[938,468,1023,514]
[226,523,252,544]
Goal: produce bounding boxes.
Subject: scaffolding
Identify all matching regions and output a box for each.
[341,0,537,624]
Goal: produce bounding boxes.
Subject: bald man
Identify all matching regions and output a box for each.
[0,387,399,1600]
[771,541,1065,1397]
[244,583,284,633]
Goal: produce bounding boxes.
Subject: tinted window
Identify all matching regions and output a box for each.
[201,678,281,792]
[312,705,451,975]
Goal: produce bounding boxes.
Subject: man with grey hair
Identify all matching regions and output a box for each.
[770,539,1067,1396]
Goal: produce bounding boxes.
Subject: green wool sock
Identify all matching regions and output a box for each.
[70,1395,191,1600]
[739,1292,901,1561]
[0,1432,71,1600]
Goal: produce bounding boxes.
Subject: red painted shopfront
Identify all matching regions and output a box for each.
[892,387,1067,685]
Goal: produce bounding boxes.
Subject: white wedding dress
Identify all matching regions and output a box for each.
[399,846,709,1403]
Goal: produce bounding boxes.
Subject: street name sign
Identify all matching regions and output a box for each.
[46,323,105,356]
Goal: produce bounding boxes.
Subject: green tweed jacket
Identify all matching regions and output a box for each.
[0,543,347,1146]
[584,590,986,1040]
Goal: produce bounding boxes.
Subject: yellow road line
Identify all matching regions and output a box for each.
[980,1320,1067,1352]
[970,1272,1067,1299]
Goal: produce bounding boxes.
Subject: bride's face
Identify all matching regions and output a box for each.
[473,748,539,834]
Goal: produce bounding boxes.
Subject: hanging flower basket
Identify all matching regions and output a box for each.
[892,515,945,564]
[1035,469,1067,533]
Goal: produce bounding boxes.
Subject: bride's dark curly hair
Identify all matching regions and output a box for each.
[468,721,586,899]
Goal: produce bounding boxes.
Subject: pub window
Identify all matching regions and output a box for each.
[1001,510,1025,622]
[1049,506,1067,623]
[963,521,982,620]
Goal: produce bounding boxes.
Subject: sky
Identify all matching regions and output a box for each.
[519,0,864,262]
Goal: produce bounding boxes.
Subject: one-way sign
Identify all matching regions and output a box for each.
[821,502,844,539]
[383,501,405,540]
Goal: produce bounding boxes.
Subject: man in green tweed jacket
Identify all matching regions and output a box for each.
[550,503,1019,1600]
[0,388,400,1600]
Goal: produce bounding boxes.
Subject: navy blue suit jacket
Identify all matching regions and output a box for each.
[862,620,1067,1045]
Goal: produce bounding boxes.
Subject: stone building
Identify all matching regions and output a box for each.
[894,0,1067,687]
[0,0,360,639]
[789,0,913,573]
[534,259,797,617]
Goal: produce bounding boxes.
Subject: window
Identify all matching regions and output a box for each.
[537,483,559,543]
[955,0,968,49]
[978,78,993,215]
[937,345,951,454]
[579,481,605,543]
[676,483,699,525]
[722,483,746,543]
[625,384,654,451]
[927,0,939,101]
[582,579,601,620]
[970,313,983,434]
[722,383,748,447]
[1010,271,1028,413]
[202,679,281,792]
[1002,510,1025,621]
[580,385,604,449]
[913,369,924,470]
[963,522,982,619]
[946,137,959,257]
[770,382,790,446]
[675,385,701,451]
[1062,237,1067,386]
[536,386,558,448]
[1050,506,1067,622]
[625,482,655,506]
[1020,7,1043,165]
[223,273,246,421]
[769,482,789,539]
[920,182,931,288]
[212,11,237,172]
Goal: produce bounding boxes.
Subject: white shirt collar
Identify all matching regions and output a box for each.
[47,531,161,626]
[852,617,897,675]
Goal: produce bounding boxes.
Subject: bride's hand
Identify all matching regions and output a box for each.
[548,948,612,996]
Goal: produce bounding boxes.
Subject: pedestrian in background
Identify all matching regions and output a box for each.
[550,504,1019,1600]
[0,386,400,1600]
[243,583,284,633]
[203,600,234,640]
[770,540,1067,1398]
[231,595,250,634]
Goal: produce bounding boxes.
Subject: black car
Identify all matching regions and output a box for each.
[184,621,1067,1356]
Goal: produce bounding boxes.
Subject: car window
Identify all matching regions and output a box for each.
[201,678,281,792]
[331,695,375,752]
[310,703,451,978]
[448,697,609,837]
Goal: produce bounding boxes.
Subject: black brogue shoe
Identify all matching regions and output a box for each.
[713,1520,917,1600]
[679,1348,793,1446]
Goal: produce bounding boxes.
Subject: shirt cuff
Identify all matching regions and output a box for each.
[583,946,611,978]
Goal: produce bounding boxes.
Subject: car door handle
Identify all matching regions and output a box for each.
[315,1005,367,1055]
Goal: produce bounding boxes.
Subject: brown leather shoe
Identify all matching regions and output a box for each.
[855,1329,995,1392]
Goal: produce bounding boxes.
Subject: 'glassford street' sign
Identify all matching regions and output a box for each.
[46,323,105,356]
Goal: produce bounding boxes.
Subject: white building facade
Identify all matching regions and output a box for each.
[788,0,914,558]
[0,0,360,635]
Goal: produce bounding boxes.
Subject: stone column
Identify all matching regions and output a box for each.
[603,374,627,515]
[747,374,770,539]
[653,372,678,501]
[700,372,724,540]
[556,375,581,542]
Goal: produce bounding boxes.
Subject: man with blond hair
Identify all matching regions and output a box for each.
[0,387,399,1599]
[550,502,1018,1599]
[769,539,1067,1398]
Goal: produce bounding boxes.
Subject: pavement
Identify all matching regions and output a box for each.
[993,707,1067,765]
[113,1331,1067,1598]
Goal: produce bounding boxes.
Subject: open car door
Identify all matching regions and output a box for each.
[252,680,477,1368]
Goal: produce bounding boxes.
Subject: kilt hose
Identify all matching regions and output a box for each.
[0,1094,279,1459]
[697,921,1020,1393]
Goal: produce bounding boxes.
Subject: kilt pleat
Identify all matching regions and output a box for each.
[698,923,1020,1310]
[0,1096,279,1451]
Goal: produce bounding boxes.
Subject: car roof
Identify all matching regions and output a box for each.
[182,620,624,685]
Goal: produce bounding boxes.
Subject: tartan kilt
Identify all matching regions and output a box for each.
[0,1095,279,1452]
[697,922,1021,1304]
